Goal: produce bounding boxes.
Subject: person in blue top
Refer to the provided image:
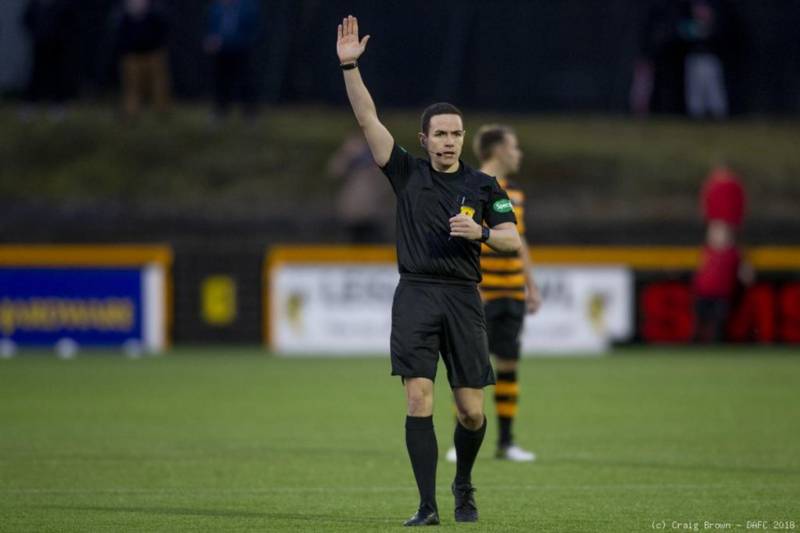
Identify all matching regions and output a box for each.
[204,0,261,118]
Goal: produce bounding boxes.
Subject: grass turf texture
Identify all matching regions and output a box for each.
[1,348,798,532]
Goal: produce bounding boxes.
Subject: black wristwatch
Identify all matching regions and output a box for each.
[479,227,491,243]
[340,61,358,70]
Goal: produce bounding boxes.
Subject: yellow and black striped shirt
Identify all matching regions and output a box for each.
[480,177,526,301]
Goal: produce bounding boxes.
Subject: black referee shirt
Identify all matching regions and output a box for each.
[380,143,517,283]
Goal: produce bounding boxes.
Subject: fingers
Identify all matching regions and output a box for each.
[527,294,542,314]
[449,223,471,232]
[449,214,479,239]
[343,15,356,37]
[449,215,477,229]
[341,15,359,37]
[337,23,342,41]
[360,35,370,48]
[449,222,475,237]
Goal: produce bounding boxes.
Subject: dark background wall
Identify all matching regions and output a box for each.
[2,0,800,114]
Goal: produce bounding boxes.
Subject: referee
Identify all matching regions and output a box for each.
[337,16,521,526]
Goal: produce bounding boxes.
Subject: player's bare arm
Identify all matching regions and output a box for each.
[518,236,542,314]
[448,216,521,253]
[337,15,393,166]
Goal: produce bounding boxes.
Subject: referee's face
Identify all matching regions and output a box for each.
[421,114,465,172]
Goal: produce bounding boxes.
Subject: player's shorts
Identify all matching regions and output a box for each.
[483,297,526,360]
[390,276,495,389]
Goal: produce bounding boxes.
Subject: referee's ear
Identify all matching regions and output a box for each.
[418,132,427,150]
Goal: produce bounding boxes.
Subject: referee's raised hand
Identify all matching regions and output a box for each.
[337,15,370,64]
[338,14,393,167]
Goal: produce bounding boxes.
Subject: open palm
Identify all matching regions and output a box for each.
[337,15,370,64]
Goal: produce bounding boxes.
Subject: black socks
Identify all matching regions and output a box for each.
[495,370,519,447]
[453,416,486,486]
[405,415,438,512]
[498,416,513,448]
[405,413,487,510]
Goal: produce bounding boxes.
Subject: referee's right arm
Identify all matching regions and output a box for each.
[337,15,394,167]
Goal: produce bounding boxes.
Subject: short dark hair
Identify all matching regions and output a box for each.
[420,102,463,135]
[473,124,514,162]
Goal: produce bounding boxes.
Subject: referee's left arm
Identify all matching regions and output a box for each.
[449,217,521,253]
[451,177,522,252]
[484,222,522,252]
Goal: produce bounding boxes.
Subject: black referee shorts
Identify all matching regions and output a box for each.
[390,278,495,389]
[484,298,526,360]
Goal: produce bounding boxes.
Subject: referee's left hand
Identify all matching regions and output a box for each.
[449,214,482,240]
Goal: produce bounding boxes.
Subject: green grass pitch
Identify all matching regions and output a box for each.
[1,347,798,532]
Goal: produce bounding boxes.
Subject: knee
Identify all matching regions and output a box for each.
[456,407,485,430]
[406,389,432,417]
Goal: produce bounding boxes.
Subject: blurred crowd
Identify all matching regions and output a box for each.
[631,0,733,119]
[18,0,263,120]
[8,0,754,121]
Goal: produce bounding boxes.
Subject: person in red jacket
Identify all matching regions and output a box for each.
[694,164,752,342]
[701,164,745,228]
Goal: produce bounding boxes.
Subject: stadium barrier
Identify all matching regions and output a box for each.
[0,245,172,353]
[264,246,800,355]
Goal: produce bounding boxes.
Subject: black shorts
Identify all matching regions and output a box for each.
[390,277,495,389]
[484,298,526,360]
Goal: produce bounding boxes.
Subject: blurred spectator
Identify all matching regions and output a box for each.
[678,0,729,119]
[694,163,752,342]
[22,0,78,117]
[701,163,745,228]
[630,60,655,117]
[116,0,171,117]
[630,1,681,116]
[327,134,392,243]
[204,0,261,119]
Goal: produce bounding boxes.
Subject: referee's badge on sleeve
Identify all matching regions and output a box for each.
[493,199,513,213]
